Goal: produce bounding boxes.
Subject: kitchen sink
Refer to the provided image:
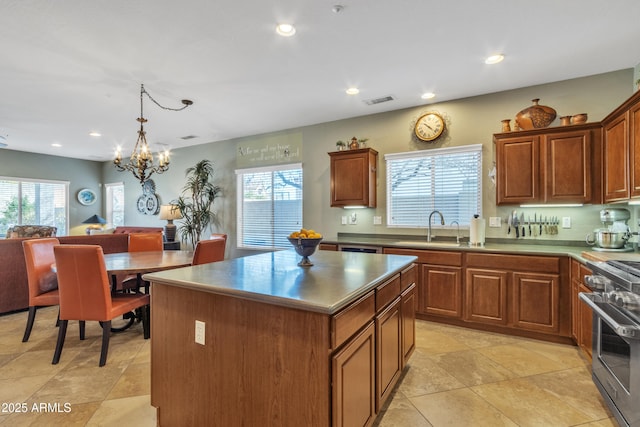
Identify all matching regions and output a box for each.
[394,241,463,248]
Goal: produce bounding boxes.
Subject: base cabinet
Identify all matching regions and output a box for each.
[571,259,593,359]
[332,322,376,427]
[332,266,416,427]
[465,269,508,325]
[511,272,559,333]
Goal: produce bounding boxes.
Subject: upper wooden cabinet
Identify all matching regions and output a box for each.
[329,148,378,207]
[602,90,640,203]
[494,123,601,205]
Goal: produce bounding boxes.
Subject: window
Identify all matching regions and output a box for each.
[0,177,69,236]
[385,144,482,228]
[105,182,124,227]
[236,163,303,249]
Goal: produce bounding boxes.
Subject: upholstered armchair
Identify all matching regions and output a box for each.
[6,225,57,239]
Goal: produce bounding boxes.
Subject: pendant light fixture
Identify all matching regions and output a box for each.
[114,84,193,185]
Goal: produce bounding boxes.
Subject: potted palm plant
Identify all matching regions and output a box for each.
[174,160,222,249]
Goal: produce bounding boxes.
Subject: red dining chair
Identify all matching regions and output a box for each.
[128,232,163,252]
[52,245,150,367]
[192,236,227,265]
[22,238,61,342]
[121,233,164,293]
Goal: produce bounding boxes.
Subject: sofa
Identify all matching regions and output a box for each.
[0,226,163,315]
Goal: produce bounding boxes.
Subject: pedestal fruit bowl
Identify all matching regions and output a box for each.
[287,228,323,267]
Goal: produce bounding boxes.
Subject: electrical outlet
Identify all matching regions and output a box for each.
[341,216,347,225]
[195,320,205,345]
[373,216,382,225]
[349,213,357,225]
[562,217,571,228]
[489,217,501,227]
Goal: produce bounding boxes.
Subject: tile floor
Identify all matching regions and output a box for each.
[0,306,618,426]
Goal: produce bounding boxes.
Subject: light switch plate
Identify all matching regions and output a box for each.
[489,217,501,227]
[562,217,571,228]
[373,216,382,225]
[341,216,347,225]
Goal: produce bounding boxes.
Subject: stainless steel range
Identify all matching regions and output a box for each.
[581,260,640,427]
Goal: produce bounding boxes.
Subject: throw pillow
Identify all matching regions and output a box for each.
[38,270,58,294]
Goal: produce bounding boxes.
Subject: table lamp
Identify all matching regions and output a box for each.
[159,205,182,242]
[82,214,107,235]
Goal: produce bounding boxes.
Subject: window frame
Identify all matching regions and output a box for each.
[235,163,303,250]
[0,176,69,236]
[104,182,124,227]
[384,144,483,229]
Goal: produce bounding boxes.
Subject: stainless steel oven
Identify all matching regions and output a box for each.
[581,260,640,427]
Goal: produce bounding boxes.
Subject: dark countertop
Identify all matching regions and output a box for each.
[321,234,640,264]
[143,250,416,315]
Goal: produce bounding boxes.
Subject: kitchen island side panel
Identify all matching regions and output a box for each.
[151,283,331,427]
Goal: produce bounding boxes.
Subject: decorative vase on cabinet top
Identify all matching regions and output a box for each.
[515,98,557,130]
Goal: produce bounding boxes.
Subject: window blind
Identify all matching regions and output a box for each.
[0,177,69,236]
[385,145,482,228]
[236,163,303,249]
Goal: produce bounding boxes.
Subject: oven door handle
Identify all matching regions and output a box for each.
[579,292,640,340]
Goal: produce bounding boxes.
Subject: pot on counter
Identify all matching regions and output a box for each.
[585,228,631,249]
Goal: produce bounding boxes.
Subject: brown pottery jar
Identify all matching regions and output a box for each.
[515,98,557,130]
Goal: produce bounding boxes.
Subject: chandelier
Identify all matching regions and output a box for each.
[114,84,193,185]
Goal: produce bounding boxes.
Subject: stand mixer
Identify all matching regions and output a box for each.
[586,208,633,252]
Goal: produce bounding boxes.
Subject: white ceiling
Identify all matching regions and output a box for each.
[1,0,640,162]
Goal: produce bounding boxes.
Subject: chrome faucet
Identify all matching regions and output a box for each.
[427,210,445,242]
[450,220,460,244]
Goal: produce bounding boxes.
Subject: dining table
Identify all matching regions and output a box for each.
[103,250,194,330]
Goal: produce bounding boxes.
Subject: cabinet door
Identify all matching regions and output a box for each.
[465,268,508,325]
[375,297,402,411]
[401,283,416,366]
[419,264,462,318]
[330,149,377,207]
[603,112,630,202]
[496,134,540,204]
[577,283,593,359]
[630,102,640,198]
[511,272,559,333]
[332,321,376,427]
[542,130,592,203]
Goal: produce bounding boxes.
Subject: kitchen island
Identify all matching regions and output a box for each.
[144,249,417,427]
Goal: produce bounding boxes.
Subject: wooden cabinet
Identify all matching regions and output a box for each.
[494,123,601,205]
[602,90,640,202]
[375,297,401,411]
[511,272,559,334]
[571,259,593,359]
[421,264,463,318]
[320,243,339,251]
[332,321,376,427]
[465,253,569,338]
[332,266,415,426]
[329,148,378,207]
[465,268,508,326]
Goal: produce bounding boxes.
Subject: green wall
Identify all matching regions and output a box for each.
[2,69,637,253]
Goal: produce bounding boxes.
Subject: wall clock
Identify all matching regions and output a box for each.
[414,112,446,142]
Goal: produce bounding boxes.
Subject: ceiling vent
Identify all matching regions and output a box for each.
[180,135,198,140]
[364,95,395,106]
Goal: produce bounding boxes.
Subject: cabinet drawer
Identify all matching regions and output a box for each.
[383,248,462,266]
[466,252,560,274]
[332,291,375,349]
[319,243,338,251]
[376,274,401,311]
[400,264,416,291]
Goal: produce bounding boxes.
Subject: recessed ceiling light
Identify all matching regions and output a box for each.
[276,23,296,37]
[346,87,360,95]
[485,54,505,65]
[51,143,62,148]
[89,131,101,137]
[421,92,436,100]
